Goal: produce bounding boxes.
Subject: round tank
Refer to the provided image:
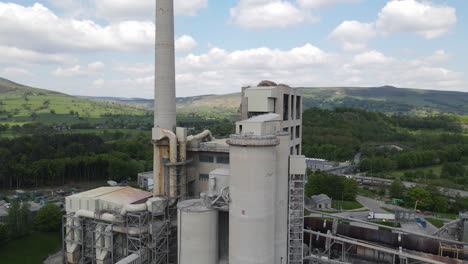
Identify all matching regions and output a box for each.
[177,199,218,264]
[275,133,290,262]
[209,168,230,196]
[227,135,279,264]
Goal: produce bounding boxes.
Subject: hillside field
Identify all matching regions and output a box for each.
[0,77,147,127]
[88,85,468,117]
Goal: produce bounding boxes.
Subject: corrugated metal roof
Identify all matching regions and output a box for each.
[69,187,153,205]
[311,194,331,203]
[241,113,281,123]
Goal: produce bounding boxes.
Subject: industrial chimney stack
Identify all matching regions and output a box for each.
[155,0,176,132]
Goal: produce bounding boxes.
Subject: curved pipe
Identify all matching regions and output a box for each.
[161,129,178,197]
[120,203,148,216]
[73,209,150,235]
[113,225,150,235]
[187,130,214,142]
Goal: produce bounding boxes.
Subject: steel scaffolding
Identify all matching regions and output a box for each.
[289,173,305,264]
[63,213,84,264]
[126,211,151,262]
[83,220,96,263]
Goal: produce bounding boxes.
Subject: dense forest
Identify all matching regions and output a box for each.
[0,117,234,190]
[1,107,467,190]
[302,107,468,187]
[302,107,466,161]
[0,133,153,189]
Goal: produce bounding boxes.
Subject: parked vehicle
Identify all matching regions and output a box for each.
[368,212,396,221]
[416,218,427,228]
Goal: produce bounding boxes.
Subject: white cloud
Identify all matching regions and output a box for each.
[114,63,154,76]
[298,0,360,9]
[330,0,457,51]
[352,50,393,65]
[376,0,457,39]
[0,3,196,54]
[330,21,376,51]
[92,43,333,97]
[175,0,208,16]
[1,67,33,78]
[230,0,316,29]
[47,0,207,20]
[71,0,208,21]
[59,44,467,97]
[339,50,464,90]
[175,35,198,53]
[0,3,154,52]
[52,61,105,77]
[92,76,154,98]
[0,45,70,65]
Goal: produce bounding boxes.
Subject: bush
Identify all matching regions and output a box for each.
[33,204,63,232]
[0,224,7,245]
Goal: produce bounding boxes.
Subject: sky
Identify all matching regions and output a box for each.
[0,0,466,98]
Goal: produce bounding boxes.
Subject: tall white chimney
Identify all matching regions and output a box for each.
[155,0,176,132]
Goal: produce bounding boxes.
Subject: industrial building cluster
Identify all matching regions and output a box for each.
[63,1,306,264]
[62,1,468,264]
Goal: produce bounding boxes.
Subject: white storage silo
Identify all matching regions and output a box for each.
[275,132,290,263]
[177,199,218,264]
[227,135,279,264]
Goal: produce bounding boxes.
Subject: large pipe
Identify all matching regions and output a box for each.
[177,128,188,197]
[187,130,214,142]
[73,209,150,235]
[155,0,176,132]
[154,129,178,196]
[160,129,178,197]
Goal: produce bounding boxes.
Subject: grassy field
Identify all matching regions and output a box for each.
[0,231,62,264]
[89,84,468,116]
[374,221,401,228]
[436,212,458,220]
[426,218,445,228]
[0,77,147,127]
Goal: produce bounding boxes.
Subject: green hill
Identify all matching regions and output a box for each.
[88,85,468,116]
[0,77,147,126]
[84,93,241,120]
[2,77,468,128]
[301,86,468,115]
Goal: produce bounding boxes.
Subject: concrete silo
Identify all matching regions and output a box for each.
[177,199,218,264]
[228,132,280,264]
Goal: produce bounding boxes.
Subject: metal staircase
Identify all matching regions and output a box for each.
[288,173,305,264]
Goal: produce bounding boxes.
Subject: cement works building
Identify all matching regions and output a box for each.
[62,1,306,264]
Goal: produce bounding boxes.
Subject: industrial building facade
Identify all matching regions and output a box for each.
[62,1,306,264]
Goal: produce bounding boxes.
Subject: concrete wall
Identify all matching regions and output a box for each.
[187,151,229,196]
[241,85,302,155]
[228,136,278,264]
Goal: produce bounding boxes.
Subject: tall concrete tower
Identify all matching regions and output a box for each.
[155,0,176,132]
[153,0,177,196]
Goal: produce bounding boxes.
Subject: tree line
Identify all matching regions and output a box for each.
[0,202,62,246]
[0,133,153,189]
[302,107,466,162]
[305,171,358,201]
[389,180,468,214]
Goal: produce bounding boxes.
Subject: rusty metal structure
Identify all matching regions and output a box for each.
[304,216,468,264]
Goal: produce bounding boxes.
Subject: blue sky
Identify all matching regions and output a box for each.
[0,0,466,98]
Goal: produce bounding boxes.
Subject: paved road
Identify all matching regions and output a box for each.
[351,175,468,198]
[356,196,441,235]
[356,195,387,213]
